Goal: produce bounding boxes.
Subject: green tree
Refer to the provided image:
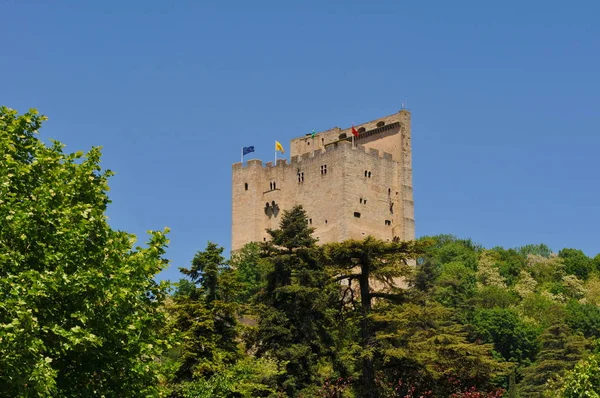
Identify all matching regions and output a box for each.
[0,107,170,396]
[171,242,241,384]
[229,242,272,304]
[519,322,590,397]
[470,308,539,364]
[555,353,600,398]
[559,248,594,280]
[376,300,509,397]
[255,205,336,396]
[323,237,424,398]
[434,261,477,311]
[565,300,600,340]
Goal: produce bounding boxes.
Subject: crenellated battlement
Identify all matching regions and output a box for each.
[231,108,414,251]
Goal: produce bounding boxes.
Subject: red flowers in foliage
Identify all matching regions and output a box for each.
[450,386,505,397]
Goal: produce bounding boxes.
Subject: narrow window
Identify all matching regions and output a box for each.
[325,220,328,224]
[390,202,394,214]
[364,170,368,177]
[385,220,392,226]
[364,199,367,204]
[307,141,310,145]
[388,188,391,197]
[359,198,363,204]
[368,171,372,178]
[323,165,327,175]
[354,212,361,218]
[322,138,324,145]
[244,183,248,191]
[273,182,277,189]
[309,218,312,225]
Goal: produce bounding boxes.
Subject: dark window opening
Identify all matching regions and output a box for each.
[273,182,277,189]
[364,170,368,177]
[376,121,385,127]
[307,141,310,145]
[354,212,361,218]
[385,220,392,226]
[325,220,328,224]
[309,218,312,225]
[388,188,391,197]
[358,127,366,134]
[269,182,272,190]
[359,198,363,204]
[339,133,347,140]
[264,237,266,241]
[298,172,304,183]
[322,138,324,145]
[368,171,372,178]
[320,165,327,175]
[244,183,248,191]
[390,202,394,214]
[364,199,367,204]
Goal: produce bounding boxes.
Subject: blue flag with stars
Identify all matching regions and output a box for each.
[243,146,255,156]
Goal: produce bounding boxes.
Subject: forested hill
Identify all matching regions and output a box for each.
[163,225,600,397]
[2,106,600,397]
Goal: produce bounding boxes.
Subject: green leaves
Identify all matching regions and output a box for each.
[0,106,171,397]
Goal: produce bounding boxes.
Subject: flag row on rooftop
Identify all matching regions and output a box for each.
[241,126,360,161]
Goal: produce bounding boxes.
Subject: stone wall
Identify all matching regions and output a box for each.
[231,109,414,251]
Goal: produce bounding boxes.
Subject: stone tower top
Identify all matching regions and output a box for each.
[231,108,414,251]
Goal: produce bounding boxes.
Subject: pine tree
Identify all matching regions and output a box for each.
[519,322,590,397]
[255,205,337,396]
[172,242,241,384]
[322,237,425,398]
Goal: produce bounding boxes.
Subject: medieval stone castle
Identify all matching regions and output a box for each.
[231,109,414,251]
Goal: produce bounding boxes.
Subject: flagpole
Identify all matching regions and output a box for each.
[241,147,243,164]
[274,142,277,164]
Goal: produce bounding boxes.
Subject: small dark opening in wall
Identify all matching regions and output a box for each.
[354,212,361,218]
[245,183,248,191]
[364,170,368,177]
[263,237,266,241]
[325,220,328,224]
[385,220,392,226]
[368,171,372,178]
[364,200,367,204]
[359,198,363,204]
[339,133,347,139]
[388,188,391,196]
[273,182,277,189]
[377,121,385,127]
[307,141,310,145]
[358,127,366,134]
[322,138,324,145]
[309,218,312,225]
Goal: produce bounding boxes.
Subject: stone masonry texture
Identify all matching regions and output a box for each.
[231,109,414,251]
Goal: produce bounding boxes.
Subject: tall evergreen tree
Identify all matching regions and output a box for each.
[254,205,337,396]
[171,242,240,385]
[323,237,424,398]
[519,322,589,397]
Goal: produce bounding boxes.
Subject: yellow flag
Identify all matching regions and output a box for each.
[275,141,285,153]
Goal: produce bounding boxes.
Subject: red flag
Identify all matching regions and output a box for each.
[351,125,359,137]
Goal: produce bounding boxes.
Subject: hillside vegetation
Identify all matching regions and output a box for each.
[2,107,599,397]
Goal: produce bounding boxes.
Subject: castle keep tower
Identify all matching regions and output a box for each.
[231,109,414,251]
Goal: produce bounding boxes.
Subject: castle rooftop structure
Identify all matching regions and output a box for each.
[231,109,414,251]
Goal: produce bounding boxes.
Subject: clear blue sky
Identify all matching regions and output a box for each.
[2,0,599,281]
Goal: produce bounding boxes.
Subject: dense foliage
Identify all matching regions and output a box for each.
[0,107,171,397]
[3,107,600,397]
